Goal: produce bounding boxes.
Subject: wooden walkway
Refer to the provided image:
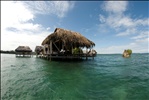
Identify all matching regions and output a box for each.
[37,53,96,61]
[16,53,33,57]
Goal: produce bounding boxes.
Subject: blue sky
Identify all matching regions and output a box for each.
[1,1,149,54]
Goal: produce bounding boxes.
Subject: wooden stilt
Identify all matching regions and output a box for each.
[50,40,52,61]
[86,48,88,60]
[92,49,94,60]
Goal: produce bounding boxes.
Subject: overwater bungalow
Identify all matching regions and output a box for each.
[35,46,44,57]
[15,46,32,57]
[41,28,97,60]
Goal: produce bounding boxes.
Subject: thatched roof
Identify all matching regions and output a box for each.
[35,46,43,52]
[42,28,95,48]
[15,46,32,52]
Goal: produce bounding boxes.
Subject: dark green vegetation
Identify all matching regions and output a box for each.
[0,50,16,54]
[127,49,132,55]
[0,50,36,55]
[72,47,83,54]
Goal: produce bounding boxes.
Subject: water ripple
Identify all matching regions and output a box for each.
[1,54,149,100]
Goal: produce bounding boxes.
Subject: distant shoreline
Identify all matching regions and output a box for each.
[0,50,16,54]
[1,52,148,55]
[0,50,148,55]
[0,50,36,55]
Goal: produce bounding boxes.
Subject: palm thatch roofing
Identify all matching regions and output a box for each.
[35,46,43,52]
[42,28,95,48]
[15,46,32,52]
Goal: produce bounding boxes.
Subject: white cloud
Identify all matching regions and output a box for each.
[1,1,75,51]
[131,31,149,40]
[1,1,34,30]
[1,1,52,51]
[98,1,149,53]
[102,1,128,14]
[116,28,136,36]
[99,14,105,23]
[23,1,75,18]
[46,27,51,31]
[98,39,148,54]
[1,29,50,51]
[100,1,148,36]
[134,18,149,26]
[103,14,135,29]
[116,16,134,27]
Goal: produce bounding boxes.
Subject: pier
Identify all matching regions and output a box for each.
[36,53,96,61]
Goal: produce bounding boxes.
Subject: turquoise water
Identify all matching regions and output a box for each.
[1,53,149,100]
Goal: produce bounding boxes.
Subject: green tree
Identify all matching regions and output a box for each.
[73,47,83,54]
[127,49,132,55]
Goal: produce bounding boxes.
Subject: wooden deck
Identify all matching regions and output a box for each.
[16,52,32,57]
[37,53,96,61]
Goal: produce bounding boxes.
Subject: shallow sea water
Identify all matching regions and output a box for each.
[1,53,149,100]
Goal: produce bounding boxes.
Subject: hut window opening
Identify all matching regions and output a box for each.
[45,47,48,54]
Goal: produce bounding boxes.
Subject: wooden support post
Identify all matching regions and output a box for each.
[86,48,88,60]
[50,40,52,61]
[62,42,64,50]
[72,46,73,55]
[44,45,45,55]
[53,42,60,52]
[92,49,94,60]
[50,55,51,61]
[86,54,88,60]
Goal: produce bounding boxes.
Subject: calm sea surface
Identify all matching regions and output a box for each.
[1,53,149,100]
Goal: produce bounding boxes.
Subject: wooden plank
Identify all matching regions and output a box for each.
[50,40,52,61]
[50,40,52,54]
[53,42,60,52]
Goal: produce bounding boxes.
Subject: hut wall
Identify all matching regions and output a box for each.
[43,44,50,55]
[50,40,52,54]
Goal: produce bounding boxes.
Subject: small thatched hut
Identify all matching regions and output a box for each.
[35,46,43,57]
[15,46,32,57]
[41,28,96,60]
